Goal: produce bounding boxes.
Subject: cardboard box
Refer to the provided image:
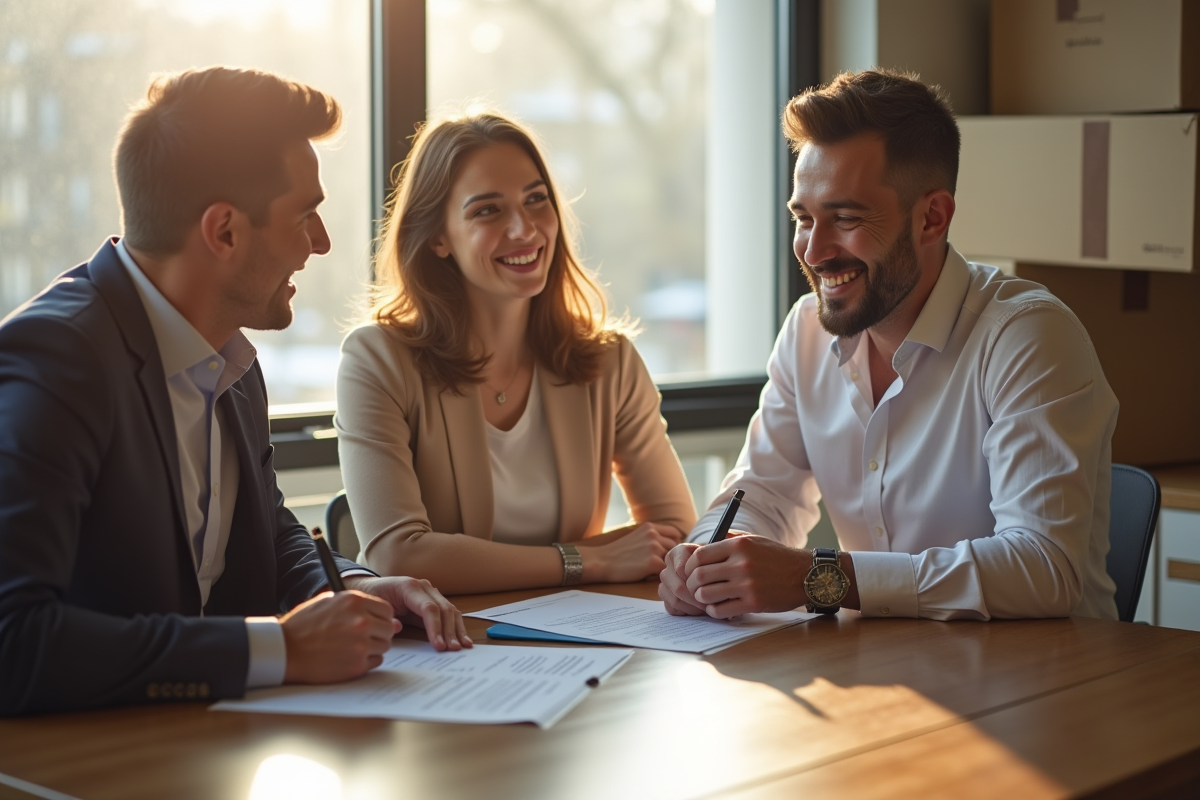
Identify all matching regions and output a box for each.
[992,0,1200,114]
[954,114,1198,272]
[1013,263,1200,467]
[821,0,990,115]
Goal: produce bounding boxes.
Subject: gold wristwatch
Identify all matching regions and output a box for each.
[804,547,849,614]
[553,543,584,586]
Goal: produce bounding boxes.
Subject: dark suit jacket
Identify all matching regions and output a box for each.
[0,239,363,716]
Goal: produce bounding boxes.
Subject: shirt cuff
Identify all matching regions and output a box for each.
[852,551,919,618]
[337,569,375,589]
[245,617,287,689]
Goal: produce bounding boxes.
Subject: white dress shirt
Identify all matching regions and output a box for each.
[116,241,286,687]
[487,370,561,545]
[690,246,1120,621]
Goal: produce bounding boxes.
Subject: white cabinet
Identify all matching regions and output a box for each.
[1158,508,1200,631]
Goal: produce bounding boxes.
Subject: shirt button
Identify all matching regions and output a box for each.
[212,483,220,497]
[850,371,860,381]
[869,460,878,471]
[208,361,218,370]
[881,606,890,615]
[875,526,883,537]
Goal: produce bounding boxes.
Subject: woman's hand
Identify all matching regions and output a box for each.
[576,522,684,583]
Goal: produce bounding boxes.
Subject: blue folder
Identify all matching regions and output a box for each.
[485,623,603,645]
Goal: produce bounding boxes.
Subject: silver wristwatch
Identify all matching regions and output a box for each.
[553,542,584,586]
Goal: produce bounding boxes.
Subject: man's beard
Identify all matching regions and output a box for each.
[803,218,920,338]
[236,235,295,332]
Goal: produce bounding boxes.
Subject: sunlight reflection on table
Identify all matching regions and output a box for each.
[249,753,342,800]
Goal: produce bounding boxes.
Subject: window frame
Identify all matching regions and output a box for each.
[269,0,821,470]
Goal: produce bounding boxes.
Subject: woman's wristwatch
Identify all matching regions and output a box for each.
[553,543,584,586]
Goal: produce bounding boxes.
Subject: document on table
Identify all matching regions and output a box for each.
[467,590,817,654]
[211,641,632,729]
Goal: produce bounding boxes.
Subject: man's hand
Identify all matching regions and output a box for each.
[684,535,811,619]
[658,542,707,616]
[345,575,472,652]
[280,590,400,684]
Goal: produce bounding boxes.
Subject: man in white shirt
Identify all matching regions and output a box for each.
[0,67,469,716]
[659,69,1119,622]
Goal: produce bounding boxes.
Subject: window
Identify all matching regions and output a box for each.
[0,0,371,406]
[427,0,779,381]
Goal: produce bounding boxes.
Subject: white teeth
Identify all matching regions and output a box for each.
[500,251,538,265]
[821,270,862,288]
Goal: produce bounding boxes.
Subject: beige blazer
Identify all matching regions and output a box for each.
[335,323,697,569]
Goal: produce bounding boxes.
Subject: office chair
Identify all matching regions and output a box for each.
[1107,464,1161,623]
[324,490,360,562]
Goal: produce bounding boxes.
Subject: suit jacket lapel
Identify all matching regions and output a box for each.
[541,369,595,541]
[440,384,494,538]
[214,383,274,604]
[88,239,189,543]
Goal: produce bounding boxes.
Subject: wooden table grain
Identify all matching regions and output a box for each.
[2,583,1198,800]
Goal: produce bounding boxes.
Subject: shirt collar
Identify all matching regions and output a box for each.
[115,239,256,383]
[904,244,970,354]
[826,244,971,366]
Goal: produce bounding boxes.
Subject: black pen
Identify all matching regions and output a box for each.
[707,489,745,544]
[311,526,346,592]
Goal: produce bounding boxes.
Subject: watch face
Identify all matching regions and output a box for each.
[805,563,849,606]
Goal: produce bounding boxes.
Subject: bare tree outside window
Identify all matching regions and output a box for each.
[429,0,713,378]
[0,0,370,405]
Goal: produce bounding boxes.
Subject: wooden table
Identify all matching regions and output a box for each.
[2,583,1199,800]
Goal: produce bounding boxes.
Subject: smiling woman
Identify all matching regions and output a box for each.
[334,111,697,595]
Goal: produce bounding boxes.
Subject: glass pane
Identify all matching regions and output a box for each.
[0,0,370,406]
[428,0,715,379]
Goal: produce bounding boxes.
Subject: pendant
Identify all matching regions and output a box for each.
[496,392,507,405]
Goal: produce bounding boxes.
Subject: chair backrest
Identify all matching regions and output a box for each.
[1107,464,1161,623]
[324,490,360,563]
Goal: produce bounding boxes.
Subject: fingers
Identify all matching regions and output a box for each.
[659,581,706,616]
[342,591,399,642]
[658,547,707,615]
[705,599,753,620]
[401,579,471,652]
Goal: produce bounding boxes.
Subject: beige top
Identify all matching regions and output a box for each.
[335,323,697,571]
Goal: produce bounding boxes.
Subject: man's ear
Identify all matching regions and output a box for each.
[198,202,245,259]
[916,189,955,246]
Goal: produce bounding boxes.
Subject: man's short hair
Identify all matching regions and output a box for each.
[782,69,960,206]
[114,66,341,255]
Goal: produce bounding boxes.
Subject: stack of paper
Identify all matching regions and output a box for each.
[212,641,632,729]
[468,590,816,654]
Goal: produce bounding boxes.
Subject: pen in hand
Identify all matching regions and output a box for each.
[707,489,745,544]
[311,526,346,593]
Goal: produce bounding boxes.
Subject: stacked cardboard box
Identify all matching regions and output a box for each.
[951,0,1200,466]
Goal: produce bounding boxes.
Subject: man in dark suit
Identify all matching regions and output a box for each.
[0,66,471,717]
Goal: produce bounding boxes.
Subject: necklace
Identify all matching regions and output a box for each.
[486,358,528,406]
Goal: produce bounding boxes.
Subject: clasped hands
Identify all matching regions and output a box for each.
[658,533,813,618]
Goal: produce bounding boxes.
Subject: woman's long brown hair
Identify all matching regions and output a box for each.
[369,112,628,391]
